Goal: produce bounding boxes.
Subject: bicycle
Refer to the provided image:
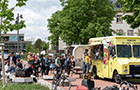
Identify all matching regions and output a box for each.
[52,71,71,90]
[119,81,137,90]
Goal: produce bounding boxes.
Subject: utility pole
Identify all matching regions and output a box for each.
[15,13,23,52]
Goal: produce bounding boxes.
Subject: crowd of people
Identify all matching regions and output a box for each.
[0,51,76,78]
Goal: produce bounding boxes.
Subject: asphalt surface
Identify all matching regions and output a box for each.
[23,61,140,90]
[41,73,140,90]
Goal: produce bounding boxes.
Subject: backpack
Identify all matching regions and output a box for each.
[15,68,25,77]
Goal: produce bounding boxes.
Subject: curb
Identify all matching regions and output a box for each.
[38,78,65,90]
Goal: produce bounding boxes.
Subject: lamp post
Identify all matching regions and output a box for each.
[15,13,23,52]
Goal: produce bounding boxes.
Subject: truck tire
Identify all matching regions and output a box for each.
[114,71,121,84]
[93,67,98,79]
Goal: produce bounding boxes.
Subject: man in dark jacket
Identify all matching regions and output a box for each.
[24,64,33,77]
[5,51,16,66]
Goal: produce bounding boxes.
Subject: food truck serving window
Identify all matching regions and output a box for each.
[133,45,140,57]
[117,45,132,57]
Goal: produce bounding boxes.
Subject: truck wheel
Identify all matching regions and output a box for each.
[93,67,98,79]
[114,71,121,84]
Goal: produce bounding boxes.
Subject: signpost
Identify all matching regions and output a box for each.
[0,43,5,87]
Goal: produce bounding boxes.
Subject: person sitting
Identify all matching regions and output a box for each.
[15,65,25,77]
[6,61,15,74]
[15,59,23,69]
[24,64,33,77]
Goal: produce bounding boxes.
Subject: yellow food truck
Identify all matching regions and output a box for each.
[89,36,140,83]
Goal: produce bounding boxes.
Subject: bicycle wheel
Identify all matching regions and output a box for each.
[54,78,61,90]
[61,78,71,90]
[52,74,57,90]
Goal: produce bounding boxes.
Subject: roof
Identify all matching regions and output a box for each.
[2,34,24,36]
[89,36,140,40]
[89,36,140,45]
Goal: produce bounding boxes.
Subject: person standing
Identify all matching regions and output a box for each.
[55,55,61,74]
[60,56,65,73]
[34,55,40,77]
[5,51,17,66]
[67,54,72,75]
[83,49,88,74]
[71,56,75,76]
[64,54,68,73]
[40,54,45,76]
[85,53,90,74]
[15,52,21,60]
[50,56,55,74]
[45,55,51,75]
[27,52,33,65]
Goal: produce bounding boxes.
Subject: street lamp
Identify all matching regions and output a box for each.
[15,13,23,52]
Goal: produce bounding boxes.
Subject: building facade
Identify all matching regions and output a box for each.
[111,11,139,36]
[2,34,31,53]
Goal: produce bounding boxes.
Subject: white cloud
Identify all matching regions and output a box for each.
[7,0,62,42]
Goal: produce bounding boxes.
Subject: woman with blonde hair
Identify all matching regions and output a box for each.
[6,61,15,74]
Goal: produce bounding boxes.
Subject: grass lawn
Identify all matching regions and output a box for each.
[0,80,50,90]
[127,78,140,82]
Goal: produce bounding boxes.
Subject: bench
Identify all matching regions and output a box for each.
[12,77,33,83]
[9,74,15,79]
[67,76,76,82]
[43,74,54,80]
[74,66,82,73]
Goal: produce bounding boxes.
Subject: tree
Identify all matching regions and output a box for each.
[48,0,116,45]
[26,42,33,53]
[0,0,28,42]
[117,0,140,29]
[41,41,49,51]
[34,39,43,52]
[48,11,60,47]
[116,29,125,36]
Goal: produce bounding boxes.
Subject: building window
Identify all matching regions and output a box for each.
[116,15,122,23]
[127,30,134,36]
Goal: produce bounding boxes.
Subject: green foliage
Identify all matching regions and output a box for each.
[116,29,125,36]
[48,11,60,45]
[0,80,50,90]
[26,42,33,53]
[117,0,140,29]
[34,39,43,51]
[48,0,116,45]
[21,53,28,61]
[41,41,49,51]
[0,0,28,39]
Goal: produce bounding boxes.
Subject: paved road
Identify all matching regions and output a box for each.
[23,61,140,90]
[42,73,140,90]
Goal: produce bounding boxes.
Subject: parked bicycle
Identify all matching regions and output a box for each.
[119,81,137,90]
[52,71,71,90]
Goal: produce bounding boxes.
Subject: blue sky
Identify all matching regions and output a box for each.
[7,0,62,42]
